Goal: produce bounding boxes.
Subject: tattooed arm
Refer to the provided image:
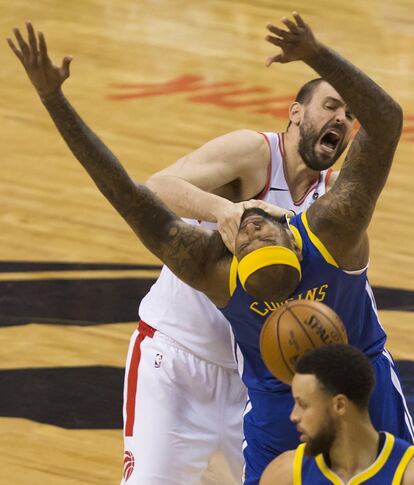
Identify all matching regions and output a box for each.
[7,22,231,305]
[266,13,402,269]
[43,91,231,304]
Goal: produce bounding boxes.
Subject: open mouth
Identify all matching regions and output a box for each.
[319,129,342,153]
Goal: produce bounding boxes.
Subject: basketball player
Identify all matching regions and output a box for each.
[8,11,413,485]
[6,18,355,485]
[125,32,353,485]
[130,76,349,483]
[260,345,414,484]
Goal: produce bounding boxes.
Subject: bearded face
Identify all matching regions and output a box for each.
[293,81,355,171]
[298,112,349,171]
[303,414,337,457]
[291,374,341,459]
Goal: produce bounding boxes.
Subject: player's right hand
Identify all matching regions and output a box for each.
[7,22,72,99]
[216,200,294,254]
[265,12,320,66]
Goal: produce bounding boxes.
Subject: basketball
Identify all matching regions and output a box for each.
[260,300,348,385]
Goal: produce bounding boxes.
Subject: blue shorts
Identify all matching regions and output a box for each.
[242,350,414,485]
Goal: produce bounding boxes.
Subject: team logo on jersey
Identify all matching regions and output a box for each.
[154,353,163,368]
[123,450,135,481]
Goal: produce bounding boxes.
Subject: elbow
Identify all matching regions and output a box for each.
[394,101,403,135]
[387,101,403,138]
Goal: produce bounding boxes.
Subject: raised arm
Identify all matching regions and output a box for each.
[266,13,402,269]
[146,128,270,216]
[146,129,272,252]
[7,22,230,303]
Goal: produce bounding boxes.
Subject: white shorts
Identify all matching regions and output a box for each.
[121,321,247,485]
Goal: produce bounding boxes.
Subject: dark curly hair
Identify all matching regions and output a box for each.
[295,344,375,410]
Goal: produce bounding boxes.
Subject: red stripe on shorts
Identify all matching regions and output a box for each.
[125,321,155,436]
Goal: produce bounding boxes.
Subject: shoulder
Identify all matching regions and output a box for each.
[221,128,268,146]
[259,449,295,485]
[401,447,414,485]
[213,129,269,159]
[206,129,269,154]
[180,129,270,172]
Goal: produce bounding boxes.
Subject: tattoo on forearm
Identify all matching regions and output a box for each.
[42,89,131,207]
[41,90,226,289]
[308,45,402,138]
[307,46,402,239]
[124,185,227,289]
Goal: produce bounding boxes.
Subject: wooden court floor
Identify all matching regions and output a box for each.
[0,0,413,483]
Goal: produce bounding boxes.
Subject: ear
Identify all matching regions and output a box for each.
[287,229,303,262]
[289,102,303,126]
[332,394,347,416]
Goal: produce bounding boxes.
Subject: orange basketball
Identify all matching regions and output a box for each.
[260,300,348,385]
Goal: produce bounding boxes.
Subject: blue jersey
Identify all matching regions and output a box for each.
[294,433,414,484]
[220,211,387,392]
[219,211,414,485]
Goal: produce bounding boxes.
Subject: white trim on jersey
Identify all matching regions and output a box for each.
[365,280,387,333]
[235,343,245,380]
[343,260,370,275]
[383,349,414,442]
[243,400,252,418]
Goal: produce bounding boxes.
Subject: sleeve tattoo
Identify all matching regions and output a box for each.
[306,45,403,238]
[41,89,226,290]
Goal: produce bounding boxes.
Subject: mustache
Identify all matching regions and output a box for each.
[240,207,282,225]
[318,119,346,139]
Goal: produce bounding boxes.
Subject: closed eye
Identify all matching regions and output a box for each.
[260,238,277,245]
[238,242,249,252]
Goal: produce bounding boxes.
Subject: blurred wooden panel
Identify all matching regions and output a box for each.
[0,419,122,484]
[0,322,135,369]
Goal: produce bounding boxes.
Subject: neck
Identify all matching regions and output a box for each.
[327,415,380,482]
[282,129,321,201]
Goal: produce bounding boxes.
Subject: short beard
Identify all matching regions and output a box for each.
[304,417,337,457]
[298,117,345,171]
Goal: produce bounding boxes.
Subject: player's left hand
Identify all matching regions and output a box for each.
[7,21,73,99]
[265,12,320,66]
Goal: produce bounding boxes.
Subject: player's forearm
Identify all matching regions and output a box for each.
[41,89,137,212]
[306,45,402,255]
[306,43,402,217]
[146,174,232,222]
[41,90,176,253]
[40,89,220,287]
[305,44,403,139]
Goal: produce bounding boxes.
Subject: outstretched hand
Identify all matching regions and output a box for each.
[7,21,72,99]
[265,12,319,66]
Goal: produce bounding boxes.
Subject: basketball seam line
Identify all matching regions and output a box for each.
[287,306,318,349]
[276,308,296,377]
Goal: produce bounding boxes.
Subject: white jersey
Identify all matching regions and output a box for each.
[138,132,333,368]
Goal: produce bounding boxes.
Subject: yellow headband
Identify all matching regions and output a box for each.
[237,246,301,291]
